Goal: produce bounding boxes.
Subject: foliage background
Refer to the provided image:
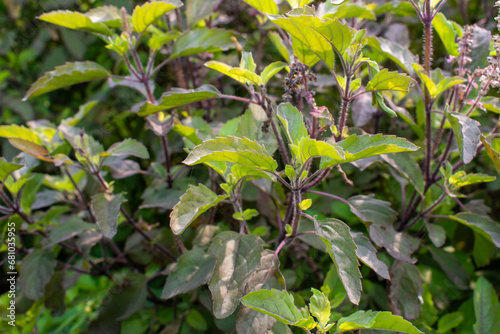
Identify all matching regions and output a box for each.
[1,0,500,333]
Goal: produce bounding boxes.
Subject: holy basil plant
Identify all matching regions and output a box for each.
[1,0,500,333]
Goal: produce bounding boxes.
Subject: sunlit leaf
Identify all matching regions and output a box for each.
[242,0,279,14]
[261,61,287,86]
[138,85,221,116]
[205,61,262,85]
[132,0,182,33]
[277,103,309,145]
[296,137,345,166]
[24,61,110,100]
[170,184,228,235]
[183,136,278,173]
[0,124,43,144]
[322,134,419,168]
[38,10,112,35]
[365,69,413,92]
[241,289,305,325]
[309,288,330,329]
[448,171,496,190]
[336,310,423,333]
[481,135,500,175]
[0,158,23,182]
[433,12,459,56]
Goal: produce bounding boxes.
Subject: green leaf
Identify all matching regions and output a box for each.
[481,135,500,175]
[348,194,418,263]
[448,171,496,190]
[183,136,278,173]
[428,247,469,290]
[323,134,419,168]
[437,312,464,333]
[208,231,264,318]
[321,265,347,308]
[365,69,413,92]
[310,288,331,329]
[85,5,122,28]
[277,103,309,145]
[170,183,228,235]
[132,0,182,33]
[445,110,481,164]
[20,174,44,215]
[412,63,437,96]
[161,247,217,299]
[138,85,221,116]
[186,309,208,331]
[38,10,112,36]
[0,158,23,182]
[186,0,218,26]
[47,218,96,247]
[241,289,305,325]
[269,32,291,63]
[90,192,125,238]
[367,37,419,75]
[261,62,287,86]
[148,30,180,51]
[351,231,390,280]
[292,37,320,68]
[236,250,283,334]
[24,61,110,100]
[0,124,43,144]
[205,61,262,85]
[449,213,500,248]
[105,138,150,159]
[473,277,500,334]
[436,76,466,97]
[286,0,314,8]
[234,209,259,221]
[382,153,425,196]
[269,9,354,69]
[242,0,279,14]
[314,217,362,305]
[297,138,345,166]
[170,28,236,59]
[336,310,423,333]
[20,248,56,300]
[8,138,52,162]
[433,12,459,56]
[324,3,375,20]
[88,274,148,331]
[299,199,312,211]
[389,261,424,320]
